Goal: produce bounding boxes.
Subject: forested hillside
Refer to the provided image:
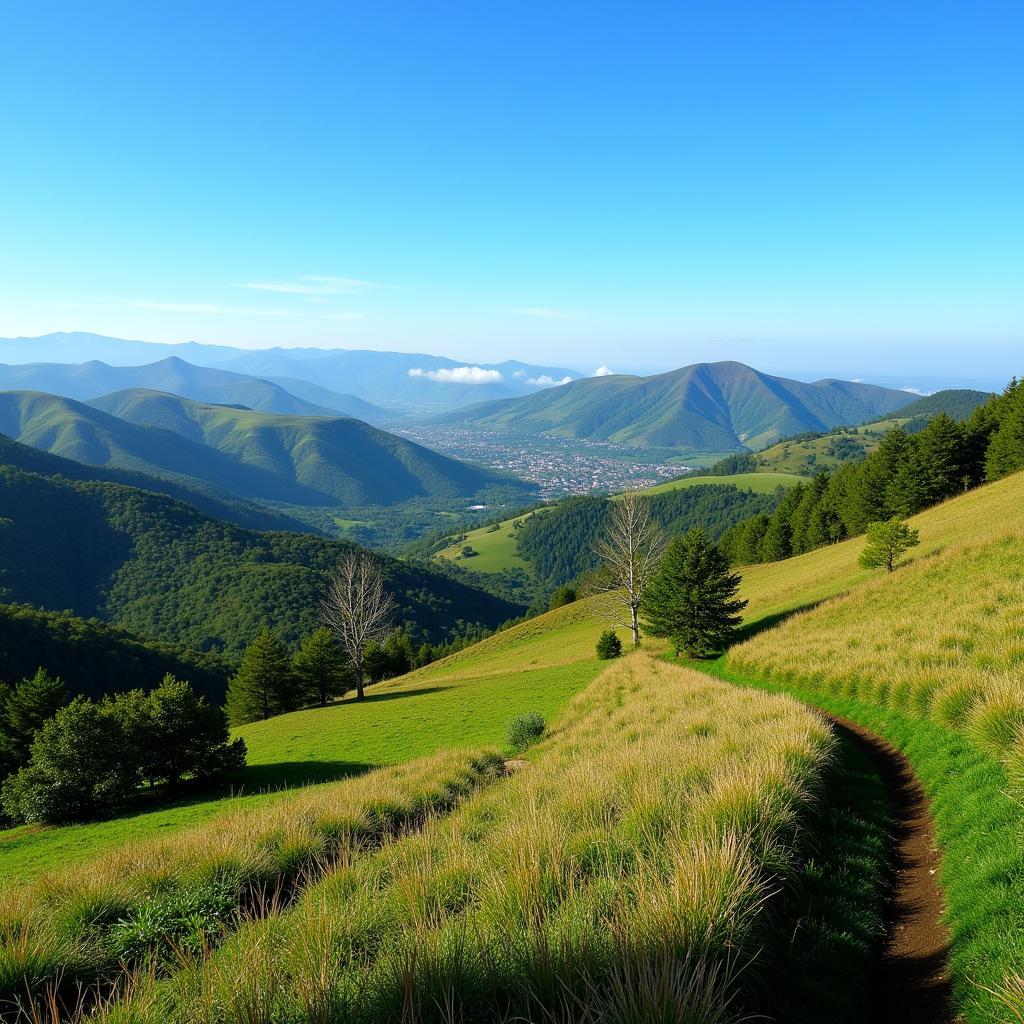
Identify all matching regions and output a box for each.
[0,466,523,657]
[720,379,1024,565]
[0,604,230,700]
[516,484,781,588]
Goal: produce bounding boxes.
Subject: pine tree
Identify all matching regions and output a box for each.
[292,628,351,707]
[641,527,748,658]
[226,631,295,725]
[858,517,921,572]
[985,382,1024,481]
[2,668,69,764]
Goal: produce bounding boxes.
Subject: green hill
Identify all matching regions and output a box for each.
[0,464,523,658]
[0,389,529,507]
[0,356,387,420]
[0,430,306,532]
[436,361,916,450]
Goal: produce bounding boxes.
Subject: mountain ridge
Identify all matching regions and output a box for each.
[435,360,918,450]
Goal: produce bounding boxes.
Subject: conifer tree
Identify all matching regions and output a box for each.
[292,628,351,707]
[2,668,69,764]
[985,381,1024,481]
[641,527,748,658]
[226,631,295,725]
[858,517,920,572]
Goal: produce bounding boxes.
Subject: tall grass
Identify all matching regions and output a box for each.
[0,749,503,1017]
[93,654,835,1024]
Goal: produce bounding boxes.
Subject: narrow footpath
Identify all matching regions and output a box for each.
[828,713,954,1024]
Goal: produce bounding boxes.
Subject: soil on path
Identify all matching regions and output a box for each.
[828,713,954,1024]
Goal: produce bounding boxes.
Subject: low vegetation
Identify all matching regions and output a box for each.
[84,656,839,1024]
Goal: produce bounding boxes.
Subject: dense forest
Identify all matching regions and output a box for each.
[719,380,1024,565]
[0,467,523,659]
[516,484,781,589]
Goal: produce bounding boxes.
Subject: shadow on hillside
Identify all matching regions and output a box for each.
[732,601,826,645]
[234,759,377,791]
[356,685,455,704]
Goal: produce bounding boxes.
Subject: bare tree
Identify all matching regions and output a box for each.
[592,492,666,648]
[321,550,395,700]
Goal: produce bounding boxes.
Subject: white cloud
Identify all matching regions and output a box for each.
[511,306,587,321]
[408,366,503,384]
[127,300,295,317]
[594,365,614,376]
[527,375,574,387]
[900,386,932,395]
[237,276,388,296]
[512,370,526,379]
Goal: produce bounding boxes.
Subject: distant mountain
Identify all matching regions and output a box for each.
[0,465,524,658]
[436,361,919,451]
[0,355,387,421]
[0,389,530,507]
[0,334,584,413]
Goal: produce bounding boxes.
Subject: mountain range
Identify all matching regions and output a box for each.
[0,390,528,507]
[436,361,920,450]
[0,334,583,412]
[0,356,386,421]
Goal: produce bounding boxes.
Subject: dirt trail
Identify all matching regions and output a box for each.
[827,713,954,1024]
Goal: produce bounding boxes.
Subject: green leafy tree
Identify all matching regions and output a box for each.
[858,517,921,572]
[641,527,748,658]
[1,697,138,824]
[549,584,578,610]
[225,631,296,725]
[292,628,351,707]
[2,668,69,765]
[595,630,622,659]
[135,676,246,787]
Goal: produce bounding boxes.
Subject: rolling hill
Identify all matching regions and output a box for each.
[435,360,918,450]
[0,463,524,657]
[0,389,529,507]
[0,356,386,420]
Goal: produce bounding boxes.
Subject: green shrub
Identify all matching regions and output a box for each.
[596,630,623,660]
[507,712,546,752]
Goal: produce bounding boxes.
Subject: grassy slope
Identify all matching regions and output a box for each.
[0,601,607,888]
[642,470,804,494]
[435,512,535,574]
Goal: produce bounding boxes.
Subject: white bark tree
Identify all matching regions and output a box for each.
[321,550,395,700]
[592,492,666,648]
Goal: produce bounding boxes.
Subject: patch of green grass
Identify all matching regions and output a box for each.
[641,471,804,496]
[435,513,535,574]
[0,601,607,888]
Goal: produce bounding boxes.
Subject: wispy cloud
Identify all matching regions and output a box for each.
[527,374,574,387]
[409,366,503,384]
[511,306,588,321]
[121,299,361,321]
[594,365,614,376]
[238,276,390,296]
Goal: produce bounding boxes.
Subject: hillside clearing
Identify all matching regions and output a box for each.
[435,512,535,573]
[641,470,804,495]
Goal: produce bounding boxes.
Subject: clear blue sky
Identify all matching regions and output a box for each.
[1,1,1021,386]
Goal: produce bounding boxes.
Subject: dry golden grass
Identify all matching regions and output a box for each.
[98,653,834,1024]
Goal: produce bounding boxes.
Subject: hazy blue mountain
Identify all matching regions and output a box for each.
[436,361,919,451]
[0,388,530,507]
[0,334,584,413]
[0,355,387,420]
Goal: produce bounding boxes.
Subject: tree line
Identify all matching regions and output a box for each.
[0,672,244,825]
[718,380,1024,567]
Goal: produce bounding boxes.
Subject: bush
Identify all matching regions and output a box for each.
[596,630,623,659]
[507,712,546,752]
[549,584,578,610]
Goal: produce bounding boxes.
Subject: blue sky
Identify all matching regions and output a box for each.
[1,1,1021,385]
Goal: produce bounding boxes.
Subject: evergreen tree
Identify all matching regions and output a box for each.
[2,668,69,765]
[292,628,351,707]
[641,527,748,658]
[226,631,295,725]
[858,517,921,572]
[595,630,622,659]
[985,382,1024,481]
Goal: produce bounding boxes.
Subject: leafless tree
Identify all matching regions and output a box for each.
[591,492,666,648]
[321,550,395,700]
